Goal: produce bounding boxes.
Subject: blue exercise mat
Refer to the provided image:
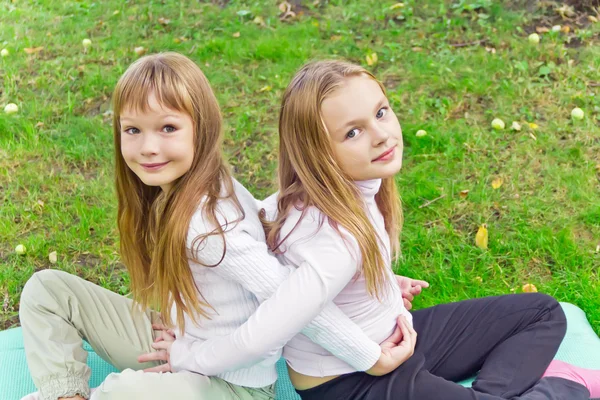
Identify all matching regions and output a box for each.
[2,302,598,400]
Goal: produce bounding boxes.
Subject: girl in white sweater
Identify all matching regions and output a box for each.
[261,60,600,400]
[19,53,411,400]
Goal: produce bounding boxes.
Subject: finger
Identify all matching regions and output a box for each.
[398,316,415,344]
[403,318,418,347]
[167,329,175,337]
[403,292,414,301]
[387,322,404,344]
[138,351,168,363]
[151,341,169,351]
[409,286,422,296]
[403,298,412,310]
[143,363,171,373]
[412,279,430,288]
[161,330,175,342]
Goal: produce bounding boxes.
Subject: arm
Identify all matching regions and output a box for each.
[170,215,381,376]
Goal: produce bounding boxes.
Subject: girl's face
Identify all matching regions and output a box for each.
[321,75,403,181]
[120,93,195,192]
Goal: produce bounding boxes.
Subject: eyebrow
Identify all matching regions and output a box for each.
[120,114,183,123]
[335,97,388,135]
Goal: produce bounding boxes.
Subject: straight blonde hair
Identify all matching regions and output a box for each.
[112,52,242,331]
[266,60,403,298]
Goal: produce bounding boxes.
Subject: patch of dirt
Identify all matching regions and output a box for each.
[525,257,554,281]
[76,95,111,117]
[566,0,600,13]
[522,0,599,37]
[0,315,19,330]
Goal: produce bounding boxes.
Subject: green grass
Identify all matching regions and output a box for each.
[1,0,599,332]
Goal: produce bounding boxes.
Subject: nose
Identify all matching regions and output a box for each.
[371,124,390,146]
[140,132,160,157]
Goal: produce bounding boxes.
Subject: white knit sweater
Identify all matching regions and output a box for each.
[169,179,381,388]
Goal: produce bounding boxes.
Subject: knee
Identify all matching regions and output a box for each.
[19,269,65,311]
[21,270,54,303]
[531,292,562,312]
[527,293,566,329]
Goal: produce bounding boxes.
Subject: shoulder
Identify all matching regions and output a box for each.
[281,205,357,253]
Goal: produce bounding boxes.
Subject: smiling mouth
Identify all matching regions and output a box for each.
[372,146,396,162]
[141,161,170,171]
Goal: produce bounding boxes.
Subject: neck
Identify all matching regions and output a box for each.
[354,178,382,199]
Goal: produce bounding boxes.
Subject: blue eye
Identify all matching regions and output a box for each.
[163,125,176,133]
[124,127,140,135]
[346,128,360,139]
[376,107,388,119]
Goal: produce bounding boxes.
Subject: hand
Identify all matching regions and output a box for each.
[137,323,176,372]
[395,275,429,310]
[366,316,417,376]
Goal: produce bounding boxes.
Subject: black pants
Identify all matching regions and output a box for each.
[297,294,590,400]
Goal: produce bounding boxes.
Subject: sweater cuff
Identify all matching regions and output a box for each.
[170,337,199,373]
[353,340,381,371]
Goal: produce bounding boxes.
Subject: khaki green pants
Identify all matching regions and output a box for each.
[19,269,275,400]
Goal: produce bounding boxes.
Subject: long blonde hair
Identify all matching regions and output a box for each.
[267,60,403,298]
[112,52,242,330]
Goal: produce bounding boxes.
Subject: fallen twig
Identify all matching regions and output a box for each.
[419,194,446,209]
[450,39,487,48]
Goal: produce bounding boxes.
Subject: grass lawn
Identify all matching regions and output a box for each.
[1,0,599,333]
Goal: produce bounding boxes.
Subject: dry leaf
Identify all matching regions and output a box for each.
[253,16,266,26]
[49,251,58,264]
[459,189,469,199]
[366,52,378,66]
[158,17,170,26]
[134,46,147,56]
[536,26,550,33]
[589,15,598,23]
[595,164,600,172]
[35,122,44,128]
[529,133,537,141]
[491,177,503,189]
[24,47,44,54]
[522,283,538,293]
[556,4,575,18]
[412,46,423,52]
[37,200,45,207]
[330,35,342,41]
[561,25,570,33]
[232,32,241,38]
[390,2,405,9]
[511,121,522,131]
[475,224,488,249]
[279,1,291,13]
